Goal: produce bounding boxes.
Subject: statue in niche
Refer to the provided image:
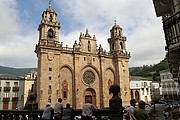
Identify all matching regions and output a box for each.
[87,55,92,64]
[108,79,113,94]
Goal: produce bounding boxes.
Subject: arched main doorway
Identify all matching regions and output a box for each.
[84,88,96,106]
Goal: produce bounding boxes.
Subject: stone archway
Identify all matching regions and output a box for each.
[135,90,140,102]
[84,88,96,106]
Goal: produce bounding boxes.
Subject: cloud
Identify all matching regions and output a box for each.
[56,0,166,67]
[0,0,166,68]
[0,0,37,68]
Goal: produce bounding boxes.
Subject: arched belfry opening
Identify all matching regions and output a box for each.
[83,88,96,106]
[120,42,123,49]
[48,28,54,38]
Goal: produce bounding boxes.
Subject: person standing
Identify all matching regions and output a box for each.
[62,103,72,120]
[41,103,53,120]
[81,100,97,120]
[54,98,64,120]
[125,99,136,120]
[133,100,148,120]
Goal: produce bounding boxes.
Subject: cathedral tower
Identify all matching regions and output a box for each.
[108,20,126,53]
[38,4,60,45]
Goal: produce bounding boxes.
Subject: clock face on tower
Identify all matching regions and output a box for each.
[48,29,54,38]
[83,70,95,85]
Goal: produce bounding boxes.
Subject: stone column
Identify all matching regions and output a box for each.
[109,84,123,120]
[27,93,38,120]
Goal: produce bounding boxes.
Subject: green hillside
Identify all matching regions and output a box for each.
[0,66,37,77]
[129,59,169,81]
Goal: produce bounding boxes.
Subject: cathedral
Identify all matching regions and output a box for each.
[35,5,131,109]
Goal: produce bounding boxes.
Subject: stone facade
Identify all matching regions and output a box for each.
[35,5,131,109]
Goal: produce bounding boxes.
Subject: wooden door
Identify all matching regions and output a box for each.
[3,102,8,110]
[12,102,17,110]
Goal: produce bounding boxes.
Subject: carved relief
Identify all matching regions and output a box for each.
[61,80,68,99]
[87,55,92,64]
[47,52,54,61]
[108,79,113,94]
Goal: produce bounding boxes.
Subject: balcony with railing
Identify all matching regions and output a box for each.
[163,11,180,48]
[12,87,19,91]
[12,97,19,102]
[4,87,11,91]
[163,11,180,79]
[3,97,10,102]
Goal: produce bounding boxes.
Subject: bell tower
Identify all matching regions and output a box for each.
[108,20,126,53]
[38,3,60,45]
[35,3,61,109]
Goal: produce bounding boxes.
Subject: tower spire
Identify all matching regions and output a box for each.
[49,0,52,7]
[114,17,116,25]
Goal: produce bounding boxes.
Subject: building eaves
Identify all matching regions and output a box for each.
[0,73,24,80]
[130,76,152,81]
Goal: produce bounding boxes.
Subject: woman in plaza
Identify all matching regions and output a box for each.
[133,100,148,120]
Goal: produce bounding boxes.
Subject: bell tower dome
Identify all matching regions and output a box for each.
[108,20,126,53]
[38,3,60,44]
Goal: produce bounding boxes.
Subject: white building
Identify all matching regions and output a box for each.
[0,73,25,110]
[160,70,180,100]
[130,76,160,103]
[0,72,37,110]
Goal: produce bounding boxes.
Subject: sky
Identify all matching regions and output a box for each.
[0,0,166,68]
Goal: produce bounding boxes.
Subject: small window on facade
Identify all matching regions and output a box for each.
[48,86,52,94]
[112,43,115,50]
[6,82,10,87]
[84,57,86,61]
[49,14,53,22]
[146,88,149,95]
[13,92,18,97]
[63,91,67,99]
[49,68,52,71]
[4,92,10,98]
[120,42,123,49]
[14,82,18,87]
[93,58,95,62]
[88,41,91,52]
[49,76,51,80]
